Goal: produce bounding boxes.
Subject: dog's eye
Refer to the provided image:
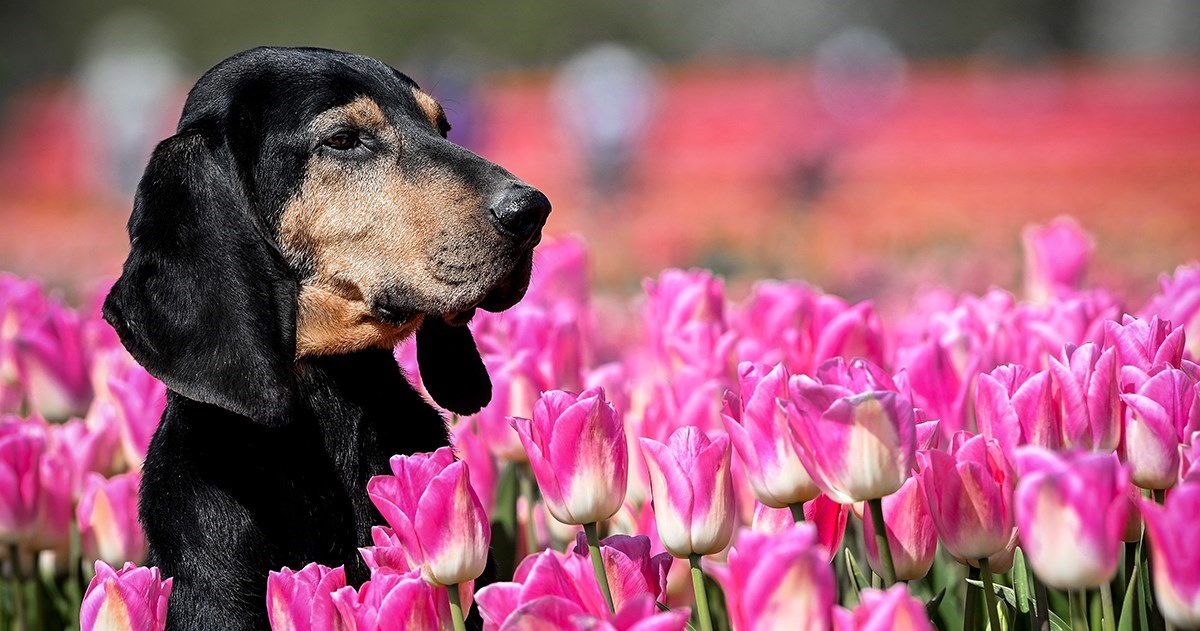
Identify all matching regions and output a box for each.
[323,130,361,150]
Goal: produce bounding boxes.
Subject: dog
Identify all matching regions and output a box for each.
[102,47,550,629]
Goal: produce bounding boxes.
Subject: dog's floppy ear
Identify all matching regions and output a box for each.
[103,129,298,426]
[416,317,492,416]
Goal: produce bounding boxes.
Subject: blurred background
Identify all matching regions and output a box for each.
[1,0,1198,311]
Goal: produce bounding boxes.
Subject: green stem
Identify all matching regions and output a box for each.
[584,522,615,614]
[1070,590,1090,631]
[788,502,806,523]
[866,498,896,587]
[8,544,25,631]
[1099,582,1115,631]
[447,584,467,631]
[518,465,538,556]
[966,565,981,631]
[980,557,1004,631]
[689,554,714,631]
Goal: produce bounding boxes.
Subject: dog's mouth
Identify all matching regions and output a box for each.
[372,249,536,329]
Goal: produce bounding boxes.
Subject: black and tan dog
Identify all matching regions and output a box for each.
[102,47,549,629]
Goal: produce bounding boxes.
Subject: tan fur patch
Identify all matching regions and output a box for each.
[281,95,492,358]
[413,89,447,132]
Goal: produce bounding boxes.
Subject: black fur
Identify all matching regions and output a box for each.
[102,47,544,629]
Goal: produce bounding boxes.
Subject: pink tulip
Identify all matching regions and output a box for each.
[1142,264,1200,359]
[733,280,816,372]
[816,356,901,396]
[0,418,45,542]
[788,380,916,504]
[1106,316,1185,375]
[35,449,74,552]
[367,447,490,586]
[78,472,147,566]
[723,362,820,508]
[863,476,938,581]
[1023,216,1093,303]
[750,494,850,562]
[1049,342,1120,452]
[1015,447,1130,589]
[475,351,544,462]
[834,585,936,631]
[708,524,836,631]
[1140,481,1200,629]
[918,434,1015,561]
[13,302,93,421]
[570,533,672,609]
[639,427,735,558]
[91,350,166,471]
[809,296,887,372]
[266,562,347,631]
[1121,367,1199,489]
[523,236,591,316]
[896,338,975,437]
[1182,434,1200,484]
[642,269,727,355]
[511,387,627,525]
[80,561,172,631]
[331,567,468,631]
[475,549,688,631]
[974,365,1060,457]
[450,418,499,516]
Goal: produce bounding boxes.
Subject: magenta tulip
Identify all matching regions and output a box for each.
[1049,342,1120,452]
[723,362,820,508]
[1142,264,1200,358]
[511,387,627,526]
[708,524,836,631]
[863,476,938,581]
[788,380,916,504]
[751,494,850,562]
[331,567,467,631]
[80,561,172,631]
[0,418,45,542]
[475,549,688,630]
[1106,316,1185,375]
[639,427,735,558]
[266,562,347,631]
[1121,367,1199,489]
[367,447,490,586]
[974,364,1060,456]
[1140,481,1200,628]
[919,434,1015,561]
[809,297,887,372]
[78,472,147,566]
[1023,216,1093,303]
[1015,447,1130,589]
[12,302,93,421]
[475,351,544,463]
[570,533,672,610]
[835,585,936,631]
[92,350,166,471]
[733,280,816,372]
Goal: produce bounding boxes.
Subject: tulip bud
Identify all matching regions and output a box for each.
[367,447,490,586]
[78,472,146,566]
[788,384,916,504]
[708,524,836,631]
[723,362,820,508]
[511,387,627,525]
[1015,448,1129,589]
[266,563,347,631]
[639,427,735,557]
[835,585,936,631]
[863,477,938,582]
[1140,482,1200,629]
[919,434,1015,562]
[81,561,172,631]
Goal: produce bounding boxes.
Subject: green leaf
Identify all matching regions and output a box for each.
[844,548,868,602]
[965,579,1071,631]
[490,461,521,581]
[925,587,947,620]
[1014,550,1031,615]
[1117,565,1138,631]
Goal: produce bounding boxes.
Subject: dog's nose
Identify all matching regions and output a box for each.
[487,186,551,245]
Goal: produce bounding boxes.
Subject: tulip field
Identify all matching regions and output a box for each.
[2,216,1200,630]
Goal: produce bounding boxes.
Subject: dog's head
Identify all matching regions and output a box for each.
[103,47,549,424]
